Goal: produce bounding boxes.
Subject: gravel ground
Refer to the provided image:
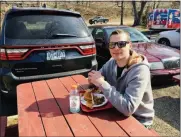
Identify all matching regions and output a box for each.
[152,82,180,137]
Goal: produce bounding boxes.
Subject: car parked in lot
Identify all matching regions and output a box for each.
[156,28,180,49]
[0,7,97,97]
[89,16,109,25]
[88,25,180,78]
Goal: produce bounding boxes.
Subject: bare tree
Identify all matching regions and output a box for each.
[0,2,1,28]
[86,1,90,7]
[132,1,147,26]
[171,1,180,8]
[153,1,160,9]
[37,0,40,7]
[117,1,124,25]
[54,1,58,8]
[120,1,124,25]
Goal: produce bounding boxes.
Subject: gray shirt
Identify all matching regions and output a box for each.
[98,56,155,126]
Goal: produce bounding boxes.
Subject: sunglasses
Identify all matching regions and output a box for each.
[109,41,129,49]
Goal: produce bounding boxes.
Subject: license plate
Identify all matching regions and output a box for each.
[46,50,65,60]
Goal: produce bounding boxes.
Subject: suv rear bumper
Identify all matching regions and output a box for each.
[0,64,97,96]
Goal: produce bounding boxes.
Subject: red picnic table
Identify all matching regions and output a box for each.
[17,75,159,136]
[0,116,7,137]
[173,75,180,85]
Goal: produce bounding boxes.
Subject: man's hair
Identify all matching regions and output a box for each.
[109,29,130,42]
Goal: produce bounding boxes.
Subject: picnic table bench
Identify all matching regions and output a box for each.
[0,116,7,137]
[17,75,159,136]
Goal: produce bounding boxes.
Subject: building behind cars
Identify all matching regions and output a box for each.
[147,8,180,30]
[0,7,97,97]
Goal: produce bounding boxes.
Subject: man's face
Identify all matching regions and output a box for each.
[109,33,131,61]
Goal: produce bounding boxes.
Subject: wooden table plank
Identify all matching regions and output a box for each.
[71,75,128,136]
[17,83,45,136]
[50,76,101,136]
[32,80,73,136]
[72,75,157,137]
[88,110,129,136]
[0,116,7,137]
[115,114,157,136]
[150,129,160,136]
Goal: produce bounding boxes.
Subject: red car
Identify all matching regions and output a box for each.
[88,25,180,79]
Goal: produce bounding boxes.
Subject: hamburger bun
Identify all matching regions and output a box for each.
[84,91,92,102]
[86,100,93,109]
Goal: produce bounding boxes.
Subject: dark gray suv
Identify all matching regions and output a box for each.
[0,7,97,97]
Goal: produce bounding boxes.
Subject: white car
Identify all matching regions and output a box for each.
[156,28,180,49]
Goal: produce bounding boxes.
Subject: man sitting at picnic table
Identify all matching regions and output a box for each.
[88,29,155,128]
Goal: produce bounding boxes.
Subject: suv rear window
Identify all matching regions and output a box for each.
[5,11,90,39]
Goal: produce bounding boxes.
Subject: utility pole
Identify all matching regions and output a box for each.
[117,1,124,25]
[37,0,40,7]
[120,1,123,25]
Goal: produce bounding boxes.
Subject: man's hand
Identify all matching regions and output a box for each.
[88,70,105,87]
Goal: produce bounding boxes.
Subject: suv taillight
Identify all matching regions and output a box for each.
[0,48,28,60]
[79,44,96,55]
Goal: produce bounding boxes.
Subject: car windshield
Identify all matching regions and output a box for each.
[5,13,90,39]
[88,27,94,33]
[105,27,150,43]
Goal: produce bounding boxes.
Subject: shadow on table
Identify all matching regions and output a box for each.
[86,107,129,122]
[25,95,85,118]
[25,95,127,121]
[154,96,180,131]
[25,93,180,131]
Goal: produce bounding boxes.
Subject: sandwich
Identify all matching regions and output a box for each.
[84,90,92,102]
[84,90,94,109]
